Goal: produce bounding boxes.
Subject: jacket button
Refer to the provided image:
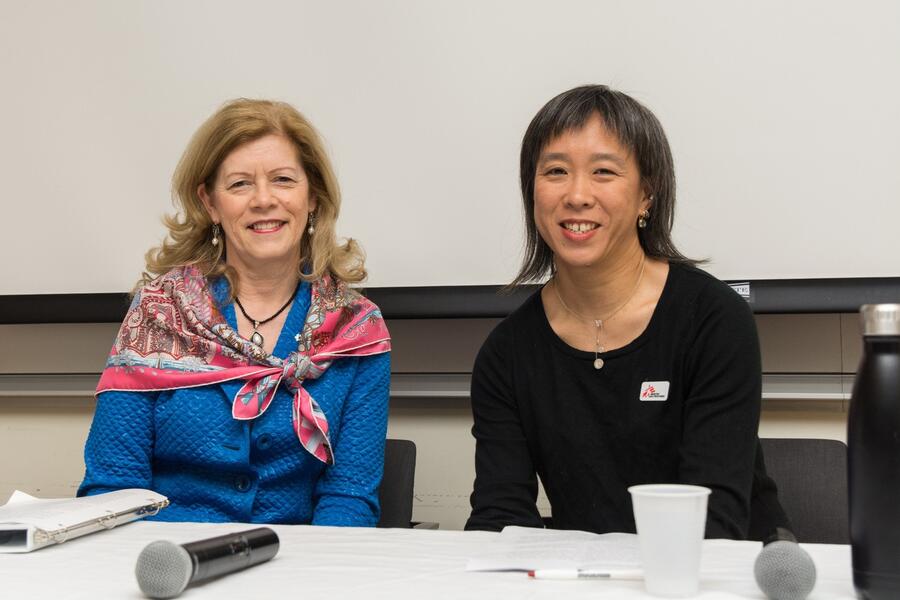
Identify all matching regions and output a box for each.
[234,475,252,492]
[256,433,272,450]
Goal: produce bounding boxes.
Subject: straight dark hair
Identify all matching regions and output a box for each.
[511,85,698,286]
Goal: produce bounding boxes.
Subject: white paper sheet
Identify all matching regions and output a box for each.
[466,526,642,571]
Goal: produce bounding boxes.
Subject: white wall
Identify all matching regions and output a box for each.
[2,0,899,294]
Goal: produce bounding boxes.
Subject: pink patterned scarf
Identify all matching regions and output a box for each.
[96,266,391,464]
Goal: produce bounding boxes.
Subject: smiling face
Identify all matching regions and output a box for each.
[198,134,316,277]
[533,114,650,272]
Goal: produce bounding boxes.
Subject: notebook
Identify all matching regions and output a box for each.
[0,488,169,553]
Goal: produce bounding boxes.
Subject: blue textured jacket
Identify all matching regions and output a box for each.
[78,277,391,526]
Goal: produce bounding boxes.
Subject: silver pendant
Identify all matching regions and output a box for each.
[250,331,264,347]
[593,358,604,369]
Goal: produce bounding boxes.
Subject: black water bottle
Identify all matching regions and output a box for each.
[849,304,900,599]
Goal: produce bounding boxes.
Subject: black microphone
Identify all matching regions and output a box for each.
[135,527,279,599]
[753,527,817,600]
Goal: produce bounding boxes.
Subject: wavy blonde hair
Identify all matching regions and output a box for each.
[142,98,366,294]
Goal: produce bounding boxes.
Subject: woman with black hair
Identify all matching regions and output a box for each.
[466,85,787,540]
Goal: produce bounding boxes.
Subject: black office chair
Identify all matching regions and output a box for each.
[759,438,849,544]
[377,438,417,528]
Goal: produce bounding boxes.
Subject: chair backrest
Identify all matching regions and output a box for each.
[378,438,417,528]
[759,438,848,544]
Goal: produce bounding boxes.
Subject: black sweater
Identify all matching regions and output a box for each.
[465,263,788,539]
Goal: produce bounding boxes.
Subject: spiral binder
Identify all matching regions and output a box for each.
[0,488,169,553]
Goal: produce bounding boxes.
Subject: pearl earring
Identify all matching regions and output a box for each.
[638,210,650,229]
[211,223,220,246]
[307,212,316,235]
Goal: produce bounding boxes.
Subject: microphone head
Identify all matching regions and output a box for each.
[753,540,817,600]
[135,540,194,599]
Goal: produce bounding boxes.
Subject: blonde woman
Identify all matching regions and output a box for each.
[78,100,391,526]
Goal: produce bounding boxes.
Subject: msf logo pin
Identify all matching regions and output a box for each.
[640,381,670,401]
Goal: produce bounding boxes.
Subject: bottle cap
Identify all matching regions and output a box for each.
[860,304,900,336]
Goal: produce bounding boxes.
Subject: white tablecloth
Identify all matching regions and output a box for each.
[0,522,856,599]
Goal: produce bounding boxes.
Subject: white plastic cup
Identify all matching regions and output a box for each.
[628,484,711,597]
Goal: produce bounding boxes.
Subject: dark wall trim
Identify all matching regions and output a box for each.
[2,277,899,324]
[740,277,900,313]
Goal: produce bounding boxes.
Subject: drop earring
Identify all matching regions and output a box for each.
[637,210,650,229]
[211,223,221,246]
[307,212,316,235]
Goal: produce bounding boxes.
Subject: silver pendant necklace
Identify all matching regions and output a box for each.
[552,257,646,370]
[234,286,299,348]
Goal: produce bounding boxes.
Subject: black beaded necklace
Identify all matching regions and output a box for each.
[234,287,299,347]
